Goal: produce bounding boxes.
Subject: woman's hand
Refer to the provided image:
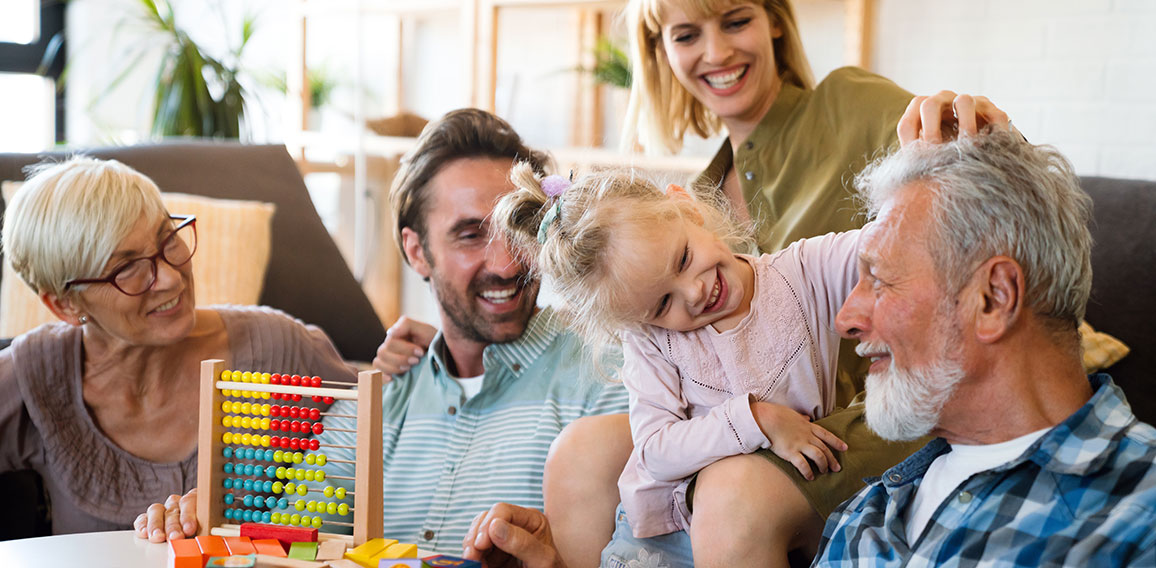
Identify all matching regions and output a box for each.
[751,402,847,481]
[898,91,1012,145]
[133,488,198,542]
[373,316,438,376]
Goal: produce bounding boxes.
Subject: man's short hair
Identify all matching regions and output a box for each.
[855,130,1093,332]
[389,108,552,263]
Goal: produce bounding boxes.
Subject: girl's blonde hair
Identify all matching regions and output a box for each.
[622,0,815,154]
[492,163,751,354]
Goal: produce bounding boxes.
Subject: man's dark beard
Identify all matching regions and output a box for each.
[431,269,539,346]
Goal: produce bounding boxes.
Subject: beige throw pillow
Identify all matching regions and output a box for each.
[1,181,275,337]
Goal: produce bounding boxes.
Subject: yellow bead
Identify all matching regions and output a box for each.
[220,402,231,413]
[260,435,271,447]
[231,402,242,413]
[337,503,349,516]
[294,499,305,511]
[261,418,271,430]
[305,454,316,465]
[304,470,315,481]
[311,516,323,529]
[295,470,305,481]
[260,404,271,417]
[241,417,252,429]
[272,482,283,494]
[335,488,346,500]
[223,432,233,444]
[241,433,252,445]
[314,471,325,482]
[221,370,231,381]
[231,370,242,381]
[270,512,281,523]
[221,417,232,428]
[315,454,327,466]
[306,501,317,513]
[231,389,242,397]
[326,502,337,514]
[241,402,252,414]
[324,486,334,498]
[241,372,252,383]
[292,453,304,464]
[296,485,307,496]
[260,392,271,400]
[290,514,301,526]
[261,373,272,384]
[285,482,296,494]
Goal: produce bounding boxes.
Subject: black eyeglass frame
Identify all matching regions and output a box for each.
[63,215,198,296]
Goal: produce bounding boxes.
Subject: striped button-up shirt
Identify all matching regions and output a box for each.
[321,308,629,553]
[814,374,1156,567]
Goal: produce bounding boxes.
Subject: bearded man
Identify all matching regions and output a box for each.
[815,131,1156,566]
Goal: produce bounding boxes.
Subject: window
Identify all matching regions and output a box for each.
[0,0,66,151]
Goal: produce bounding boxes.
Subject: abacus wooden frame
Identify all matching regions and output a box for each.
[195,359,384,546]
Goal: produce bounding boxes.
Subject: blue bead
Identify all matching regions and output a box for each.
[277,498,288,510]
[243,494,254,507]
[261,481,271,493]
[265,466,277,478]
[241,509,252,522]
[240,448,251,460]
[222,447,234,458]
[265,496,277,509]
[223,479,233,489]
[223,462,234,474]
[243,479,254,491]
[224,493,235,505]
[261,511,272,523]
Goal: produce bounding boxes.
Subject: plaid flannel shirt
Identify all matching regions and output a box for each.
[813,374,1156,567]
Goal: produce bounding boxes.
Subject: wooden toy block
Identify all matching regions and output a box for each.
[421,555,481,568]
[169,538,203,568]
[344,538,397,567]
[327,560,365,568]
[197,535,231,564]
[240,522,318,547]
[252,555,325,568]
[252,539,288,557]
[316,540,348,561]
[287,542,319,561]
[207,555,257,567]
[378,560,422,568]
[378,543,417,559]
[225,536,257,556]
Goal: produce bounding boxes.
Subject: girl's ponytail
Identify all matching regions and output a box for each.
[493,161,551,269]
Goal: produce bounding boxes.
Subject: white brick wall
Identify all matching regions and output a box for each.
[873,0,1156,180]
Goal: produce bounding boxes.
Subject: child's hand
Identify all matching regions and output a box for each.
[751,402,848,481]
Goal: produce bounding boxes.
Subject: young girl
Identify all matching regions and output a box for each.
[493,163,883,565]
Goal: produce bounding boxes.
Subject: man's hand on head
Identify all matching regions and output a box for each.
[462,503,566,568]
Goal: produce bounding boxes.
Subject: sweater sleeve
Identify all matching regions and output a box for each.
[780,229,864,334]
[0,348,37,473]
[621,331,770,483]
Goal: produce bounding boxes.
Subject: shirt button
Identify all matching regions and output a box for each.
[744,171,755,181]
[512,363,521,372]
[447,406,457,415]
[423,530,434,541]
[958,491,973,504]
[888,473,902,483]
[745,141,754,150]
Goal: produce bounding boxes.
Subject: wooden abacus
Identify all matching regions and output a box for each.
[196,359,383,546]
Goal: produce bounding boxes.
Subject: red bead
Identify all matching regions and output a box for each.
[311,376,322,388]
[288,421,299,433]
[270,419,281,431]
[271,374,281,384]
[312,423,324,435]
[311,396,322,403]
[270,406,281,417]
[289,407,299,419]
[271,392,282,400]
[300,421,311,432]
[290,375,301,386]
[281,405,292,416]
[308,408,320,420]
[308,439,320,451]
[292,394,302,402]
[322,397,334,405]
[270,437,281,448]
[289,438,301,450]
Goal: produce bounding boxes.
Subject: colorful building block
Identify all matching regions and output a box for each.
[168,538,202,568]
[288,541,319,561]
[378,560,422,568]
[224,536,256,556]
[238,522,318,548]
[344,538,398,567]
[196,535,230,565]
[251,538,288,557]
[421,555,481,568]
[206,555,257,567]
[316,539,348,561]
[380,543,418,559]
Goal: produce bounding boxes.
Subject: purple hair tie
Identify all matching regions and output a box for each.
[541,175,571,198]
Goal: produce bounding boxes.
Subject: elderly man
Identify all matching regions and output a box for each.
[813,131,1156,565]
[136,109,628,553]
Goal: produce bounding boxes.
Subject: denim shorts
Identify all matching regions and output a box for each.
[600,504,693,568]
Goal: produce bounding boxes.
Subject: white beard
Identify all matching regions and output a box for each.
[859,341,966,442]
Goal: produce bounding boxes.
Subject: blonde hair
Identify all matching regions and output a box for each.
[1,156,168,298]
[492,163,751,353]
[622,0,814,154]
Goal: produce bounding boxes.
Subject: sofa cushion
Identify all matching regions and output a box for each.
[0,142,386,361]
[0,183,275,337]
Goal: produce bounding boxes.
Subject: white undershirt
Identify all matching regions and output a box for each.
[905,428,1049,543]
[453,373,485,401]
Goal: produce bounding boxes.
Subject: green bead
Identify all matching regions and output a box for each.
[290,514,301,526]
[270,512,281,523]
[295,469,306,481]
[296,484,308,496]
[335,487,346,500]
[305,454,316,465]
[272,482,284,494]
[326,502,337,515]
[316,454,327,466]
[314,471,325,482]
[306,501,317,513]
[293,452,304,464]
[294,499,305,511]
[337,503,349,516]
[323,486,334,498]
[311,516,323,529]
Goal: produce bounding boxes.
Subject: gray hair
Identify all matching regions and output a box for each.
[855,131,1093,330]
[2,156,168,297]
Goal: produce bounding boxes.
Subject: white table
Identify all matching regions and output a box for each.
[0,530,170,567]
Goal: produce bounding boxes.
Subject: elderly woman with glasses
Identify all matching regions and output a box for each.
[0,156,356,537]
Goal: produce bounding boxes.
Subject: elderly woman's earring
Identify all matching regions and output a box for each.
[79,315,89,324]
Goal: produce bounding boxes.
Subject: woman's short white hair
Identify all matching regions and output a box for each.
[855,130,1093,330]
[2,156,168,297]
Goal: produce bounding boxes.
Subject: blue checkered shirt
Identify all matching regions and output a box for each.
[813,374,1156,567]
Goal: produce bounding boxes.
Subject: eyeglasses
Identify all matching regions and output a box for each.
[65,215,198,296]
